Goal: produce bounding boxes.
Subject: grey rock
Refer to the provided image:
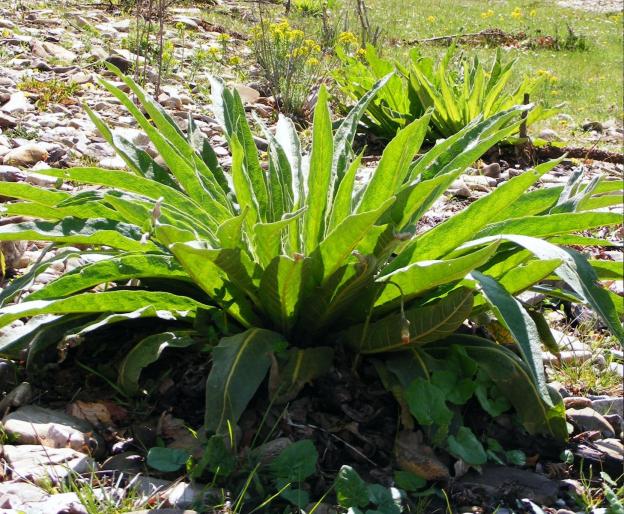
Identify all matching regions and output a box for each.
[0,92,34,114]
[591,396,623,417]
[105,55,133,74]
[26,492,88,514]
[543,350,593,366]
[2,143,48,167]
[539,128,562,142]
[0,113,16,129]
[457,465,559,505]
[2,405,101,455]
[604,414,622,435]
[233,84,260,105]
[482,162,501,178]
[563,396,591,409]
[592,438,623,463]
[2,444,94,482]
[581,121,604,132]
[0,481,49,511]
[132,476,211,509]
[567,407,615,437]
[101,451,144,474]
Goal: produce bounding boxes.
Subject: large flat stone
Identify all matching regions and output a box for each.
[2,444,94,482]
[2,405,101,455]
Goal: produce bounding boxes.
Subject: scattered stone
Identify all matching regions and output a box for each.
[458,465,559,505]
[105,55,133,74]
[581,121,604,132]
[233,84,261,105]
[542,350,594,366]
[2,144,48,167]
[0,113,17,129]
[539,128,562,141]
[0,481,49,510]
[591,396,623,417]
[592,438,623,463]
[30,40,77,63]
[172,16,200,30]
[566,407,615,437]
[2,444,94,482]
[482,162,501,178]
[101,451,143,475]
[394,431,449,481]
[0,381,32,413]
[2,405,101,455]
[26,491,88,514]
[563,397,592,409]
[0,92,34,114]
[132,476,211,509]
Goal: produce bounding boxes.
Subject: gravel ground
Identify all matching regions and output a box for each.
[557,0,623,13]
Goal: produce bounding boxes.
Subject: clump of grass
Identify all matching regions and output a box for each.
[546,319,622,396]
[3,125,39,140]
[17,78,80,111]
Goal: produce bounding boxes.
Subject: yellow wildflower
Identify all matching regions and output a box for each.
[356,48,366,57]
[228,56,241,66]
[337,31,358,46]
[216,33,231,42]
[529,9,537,17]
[481,9,494,19]
[510,7,522,19]
[427,15,437,23]
[306,57,320,66]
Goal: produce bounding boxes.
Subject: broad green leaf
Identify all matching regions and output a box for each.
[331,73,393,185]
[0,218,158,252]
[209,76,267,219]
[270,346,334,403]
[28,254,190,300]
[40,167,217,235]
[404,377,453,427]
[387,160,557,272]
[357,114,430,214]
[426,336,567,440]
[0,290,207,330]
[328,151,363,231]
[335,466,369,509]
[477,212,622,239]
[376,242,499,310]
[589,259,624,279]
[303,86,333,252]
[472,271,549,401]
[316,198,394,283]
[258,255,304,335]
[462,235,624,345]
[269,440,318,483]
[204,328,286,433]
[118,331,196,395]
[447,426,487,465]
[344,287,473,354]
[253,209,305,268]
[0,182,69,205]
[167,240,260,327]
[147,447,190,472]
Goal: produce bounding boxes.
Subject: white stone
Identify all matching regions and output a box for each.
[0,92,34,114]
